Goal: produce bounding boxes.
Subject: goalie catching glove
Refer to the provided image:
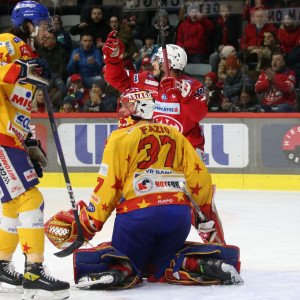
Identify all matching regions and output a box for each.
[45,201,96,249]
[14,58,51,86]
[102,30,125,64]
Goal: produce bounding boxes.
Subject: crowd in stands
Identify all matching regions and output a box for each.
[23,1,300,113]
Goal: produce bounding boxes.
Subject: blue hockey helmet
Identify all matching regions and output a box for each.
[11,1,50,28]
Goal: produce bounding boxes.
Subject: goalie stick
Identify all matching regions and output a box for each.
[156,0,170,77]
[42,86,85,257]
[179,182,225,245]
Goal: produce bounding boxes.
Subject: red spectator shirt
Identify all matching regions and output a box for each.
[255,68,296,109]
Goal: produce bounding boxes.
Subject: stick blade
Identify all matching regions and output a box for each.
[54,238,85,257]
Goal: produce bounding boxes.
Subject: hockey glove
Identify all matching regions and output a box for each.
[45,200,96,250]
[198,220,217,243]
[160,77,192,101]
[103,30,125,64]
[14,58,51,86]
[24,138,47,167]
[30,158,43,178]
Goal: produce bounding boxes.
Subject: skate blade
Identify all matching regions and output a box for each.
[0,282,23,293]
[221,264,244,284]
[22,288,70,300]
[76,274,115,289]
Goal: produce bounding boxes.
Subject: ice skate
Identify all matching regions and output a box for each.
[200,259,244,285]
[0,259,23,293]
[76,269,124,290]
[22,262,70,300]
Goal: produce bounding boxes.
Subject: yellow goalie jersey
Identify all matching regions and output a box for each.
[87,120,212,231]
[0,33,37,150]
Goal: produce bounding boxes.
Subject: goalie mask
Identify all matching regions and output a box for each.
[151,44,187,71]
[118,88,156,129]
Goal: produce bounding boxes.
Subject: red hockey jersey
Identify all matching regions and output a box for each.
[104,62,208,151]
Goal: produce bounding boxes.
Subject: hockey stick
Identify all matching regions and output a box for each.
[179,182,225,244]
[42,86,85,257]
[156,0,170,77]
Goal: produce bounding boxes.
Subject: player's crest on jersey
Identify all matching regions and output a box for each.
[13,37,22,44]
[161,94,167,101]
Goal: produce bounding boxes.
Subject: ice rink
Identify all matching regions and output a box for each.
[2,188,300,300]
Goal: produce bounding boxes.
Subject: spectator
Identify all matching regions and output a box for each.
[52,15,73,54]
[222,56,254,111]
[67,33,103,89]
[277,13,300,55]
[139,57,153,73]
[69,7,110,49]
[204,72,223,112]
[240,9,277,67]
[247,31,282,81]
[123,0,149,39]
[210,3,241,73]
[32,89,47,113]
[37,30,70,81]
[176,3,213,63]
[217,46,246,82]
[286,39,300,88]
[109,16,137,58]
[133,28,159,71]
[67,74,90,112]
[60,95,78,113]
[150,9,176,44]
[255,52,296,112]
[85,79,118,112]
[242,0,266,24]
[236,85,262,112]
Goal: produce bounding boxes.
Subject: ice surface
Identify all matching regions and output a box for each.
[1,188,300,300]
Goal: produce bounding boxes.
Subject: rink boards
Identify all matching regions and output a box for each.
[31,112,300,191]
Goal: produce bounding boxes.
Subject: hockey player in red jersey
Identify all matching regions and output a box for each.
[45,88,243,289]
[0,1,69,299]
[103,30,208,161]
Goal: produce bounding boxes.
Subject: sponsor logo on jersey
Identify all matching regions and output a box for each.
[134,168,180,178]
[0,149,17,181]
[0,62,7,66]
[11,185,21,194]
[32,218,44,228]
[154,101,180,115]
[13,37,22,44]
[24,169,38,182]
[7,122,27,144]
[15,112,30,131]
[153,115,183,133]
[157,199,174,204]
[91,194,100,204]
[99,163,108,177]
[5,41,15,56]
[183,79,193,83]
[0,187,3,199]
[133,74,139,83]
[87,202,96,212]
[10,86,32,112]
[145,79,159,86]
[134,177,153,193]
[19,44,32,57]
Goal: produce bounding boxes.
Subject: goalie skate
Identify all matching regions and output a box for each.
[0,260,23,293]
[22,262,70,300]
[201,259,244,285]
[76,269,123,290]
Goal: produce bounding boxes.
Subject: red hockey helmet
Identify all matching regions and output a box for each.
[117,88,155,129]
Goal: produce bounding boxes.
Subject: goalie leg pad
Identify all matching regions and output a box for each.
[161,242,241,285]
[73,242,140,289]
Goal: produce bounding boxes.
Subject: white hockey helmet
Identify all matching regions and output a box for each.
[153,44,187,71]
[118,88,156,129]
